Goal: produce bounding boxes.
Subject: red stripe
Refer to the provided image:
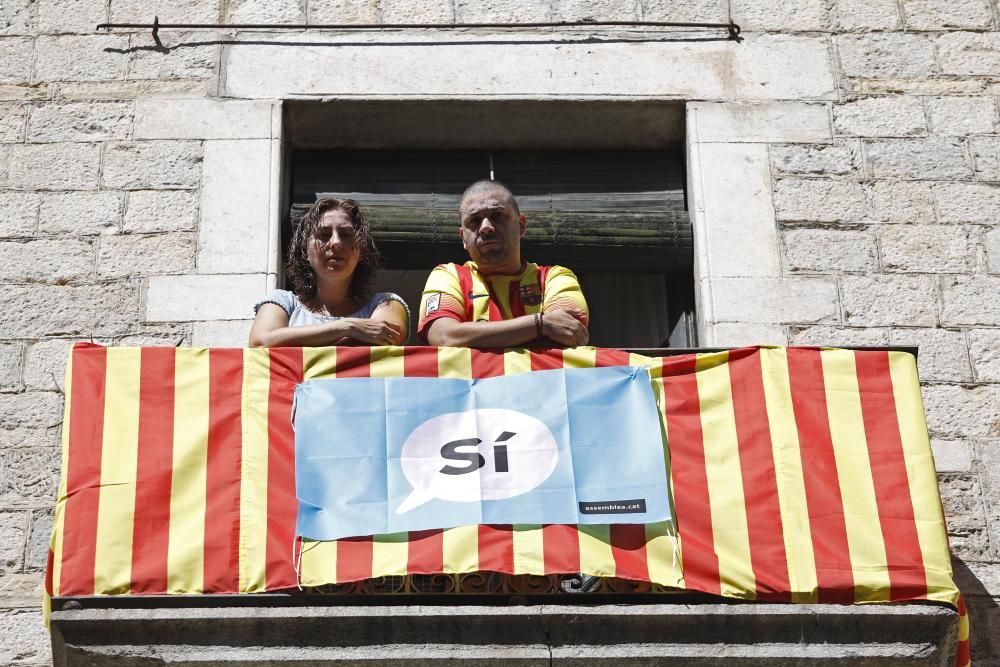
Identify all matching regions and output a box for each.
[786,348,854,604]
[542,524,580,574]
[610,524,649,581]
[595,349,631,367]
[854,350,928,601]
[955,596,970,667]
[45,548,54,596]
[336,537,374,582]
[203,349,244,593]
[471,349,505,378]
[529,349,563,371]
[59,344,107,596]
[407,529,444,574]
[508,281,525,319]
[130,347,175,594]
[454,263,475,322]
[265,348,303,590]
[334,346,371,378]
[727,348,792,602]
[403,346,439,377]
[478,525,515,574]
[661,354,720,595]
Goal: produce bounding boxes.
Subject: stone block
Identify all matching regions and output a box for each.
[102,140,202,190]
[34,35,128,82]
[0,448,60,504]
[731,0,829,30]
[0,239,95,284]
[971,136,1000,181]
[308,0,379,23]
[26,102,133,143]
[987,226,1000,273]
[0,573,46,608]
[383,0,455,22]
[783,228,876,273]
[709,277,839,324]
[0,512,26,574]
[690,143,780,277]
[0,103,25,142]
[941,275,1000,325]
[135,99,272,139]
[97,232,195,278]
[837,34,937,80]
[901,0,992,30]
[110,0,221,22]
[59,79,209,101]
[39,191,122,236]
[773,178,867,222]
[710,322,787,346]
[787,325,890,346]
[890,327,973,383]
[0,83,51,102]
[770,143,860,177]
[0,392,61,448]
[23,338,75,392]
[27,510,51,571]
[198,139,271,273]
[560,0,642,21]
[227,0,305,22]
[937,32,1000,76]
[0,38,32,83]
[866,138,973,180]
[969,329,1000,382]
[930,439,972,472]
[7,142,101,190]
[192,319,254,347]
[0,609,50,665]
[128,31,218,80]
[458,0,553,22]
[841,275,938,326]
[146,273,266,321]
[38,0,107,34]
[869,181,935,223]
[0,282,138,337]
[938,474,991,559]
[833,97,926,138]
[925,97,997,136]
[124,190,198,233]
[0,191,38,237]
[0,0,34,36]
[689,102,832,143]
[923,384,1000,437]
[0,342,20,391]
[833,0,900,30]
[935,182,1000,224]
[879,225,971,273]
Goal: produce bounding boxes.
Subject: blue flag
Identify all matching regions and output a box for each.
[295,366,671,541]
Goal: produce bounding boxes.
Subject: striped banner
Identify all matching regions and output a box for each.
[46,344,966,662]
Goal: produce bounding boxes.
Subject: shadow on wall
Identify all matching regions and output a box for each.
[952,558,999,661]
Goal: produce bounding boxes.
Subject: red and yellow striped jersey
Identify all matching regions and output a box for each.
[417,261,589,342]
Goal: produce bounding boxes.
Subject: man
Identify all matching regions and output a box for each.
[418,180,589,347]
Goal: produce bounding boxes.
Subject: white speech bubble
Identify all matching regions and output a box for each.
[396,408,558,514]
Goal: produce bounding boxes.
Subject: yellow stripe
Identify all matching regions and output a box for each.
[442,525,479,572]
[958,603,970,641]
[578,524,615,577]
[371,533,410,577]
[50,346,75,597]
[240,348,271,592]
[820,350,890,603]
[303,346,338,380]
[561,347,597,370]
[369,346,404,378]
[759,348,818,602]
[645,521,683,588]
[512,525,545,575]
[503,348,532,376]
[298,539,337,586]
[166,349,209,593]
[888,352,958,606]
[438,346,472,379]
[695,351,756,599]
[93,348,141,595]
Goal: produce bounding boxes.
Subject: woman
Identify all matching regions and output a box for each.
[249,198,409,347]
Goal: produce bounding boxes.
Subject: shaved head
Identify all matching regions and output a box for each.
[459,179,520,216]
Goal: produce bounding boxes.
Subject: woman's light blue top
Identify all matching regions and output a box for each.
[255,289,410,340]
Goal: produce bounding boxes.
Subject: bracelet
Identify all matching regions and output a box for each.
[533,312,543,338]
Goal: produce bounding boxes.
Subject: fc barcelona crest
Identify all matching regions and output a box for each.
[519,284,542,306]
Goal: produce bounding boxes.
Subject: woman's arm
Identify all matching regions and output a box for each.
[248,303,402,348]
[370,299,409,345]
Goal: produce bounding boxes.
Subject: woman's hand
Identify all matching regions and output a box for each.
[342,317,404,345]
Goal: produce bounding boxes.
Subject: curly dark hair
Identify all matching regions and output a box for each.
[286,198,381,307]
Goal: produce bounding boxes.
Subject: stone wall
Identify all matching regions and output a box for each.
[1,0,999,663]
